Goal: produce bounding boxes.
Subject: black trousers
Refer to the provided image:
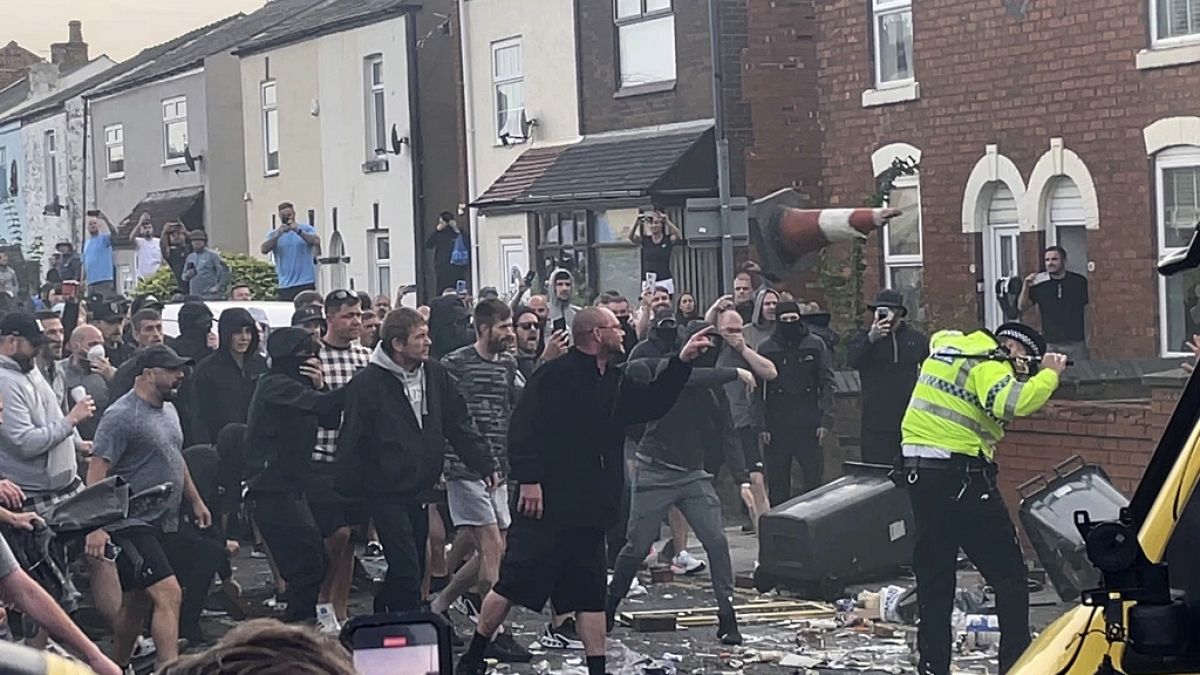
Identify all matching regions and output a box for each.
[861,428,902,465]
[166,523,226,637]
[371,498,429,613]
[250,494,328,623]
[907,468,1030,675]
[765,425,823,506]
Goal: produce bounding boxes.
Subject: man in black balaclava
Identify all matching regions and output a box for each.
[172,301,216,362]
[757,301,835,503]
[629,306,681,361]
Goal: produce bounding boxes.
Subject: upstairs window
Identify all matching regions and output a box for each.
[873,0,914,86]
[44,131,58,202]
[1155,0,1200,43]
[162,96,188,164]
[615,0,676,88]
[365,55,387,157]
[262,81,279,174]
[492,39,524,143]
[104,124,124,178]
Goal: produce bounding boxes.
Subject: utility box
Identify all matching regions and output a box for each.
[684,197,749,240]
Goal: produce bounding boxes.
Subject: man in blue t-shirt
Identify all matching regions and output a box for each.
[83,211,116,296]
[261,201,322,301]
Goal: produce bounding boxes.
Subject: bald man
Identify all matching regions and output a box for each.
[61,325,113,441]
[527,295,549,323]
[459,307,715,675]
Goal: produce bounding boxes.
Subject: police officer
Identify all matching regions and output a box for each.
[899,322,1068,675]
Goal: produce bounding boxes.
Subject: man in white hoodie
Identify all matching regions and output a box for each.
[547,268,581,333]
[0,312,95,513]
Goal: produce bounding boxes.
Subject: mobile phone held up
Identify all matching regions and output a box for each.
[456,280,468,295]
[343,612,453,675]
[553,316,567,334]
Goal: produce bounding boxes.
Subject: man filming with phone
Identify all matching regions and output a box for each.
[262,202,322,302]
[1017,245,1089,361]
[847,290,928,466]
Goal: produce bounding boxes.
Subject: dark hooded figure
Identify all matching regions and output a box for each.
[190,308,268,444]
[171,301,216,361]
[629,306,681,361]
[428,293,473,359]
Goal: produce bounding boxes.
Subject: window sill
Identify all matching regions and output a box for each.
[614,80,676,99]
[862,81,920,108]
[1136,40,1200,70]
[163,159,186,168]
[264,170,280,178]
[105,173,124,181]
[362,159,389,174]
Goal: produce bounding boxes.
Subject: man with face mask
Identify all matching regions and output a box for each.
[433,300,530,662]
[0,312,95,512]
[899,324,1066,675]
[608,320,756,646]
[757,301,835,503]
[61,325,113,442]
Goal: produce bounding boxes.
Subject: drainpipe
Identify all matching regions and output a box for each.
[79,97,89,248]
[458,0,481,291]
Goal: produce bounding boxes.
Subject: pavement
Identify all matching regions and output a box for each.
[105,523,1072,674]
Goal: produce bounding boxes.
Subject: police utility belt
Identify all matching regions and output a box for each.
[890,452,999,501]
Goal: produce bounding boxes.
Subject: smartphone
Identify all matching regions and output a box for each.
[61,281,78,298]
[456,280,468,295]
[524,270,536,287]
[875,307,892,322]
[643,272,658,294]
[553,316,567,333]
[344,612,452,675]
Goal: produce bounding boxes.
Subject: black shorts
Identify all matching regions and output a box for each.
[277,284,317,302]
[738,427,765,474]
[307,465,368,538]
[493,516,606,614]
[113,529,180,591]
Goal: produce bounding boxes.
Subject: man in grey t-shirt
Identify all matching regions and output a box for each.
[85,346,212,669]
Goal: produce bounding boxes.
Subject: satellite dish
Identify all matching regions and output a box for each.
[520,110,538,139]
[390,124,405,155]
[8,160,16,197]
[182,146,203,173]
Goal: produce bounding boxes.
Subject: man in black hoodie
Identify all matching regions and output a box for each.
[428,292,474,360]
[244,328,344,623]
[190,308,267,444]
[759,301,836,503]
[609,320,755,645]
[337,308,496,614]
[457,307,714,675]
[846,290,928,465]
[169,301,216,362]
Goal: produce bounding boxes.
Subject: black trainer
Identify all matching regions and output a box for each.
[538,617,584,650]
[717,611,743,646]
[484,631,533,663]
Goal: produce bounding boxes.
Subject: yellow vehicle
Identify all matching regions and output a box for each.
[1012,230,1200,674]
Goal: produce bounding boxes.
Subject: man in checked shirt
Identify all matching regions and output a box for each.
[308,290,371,634]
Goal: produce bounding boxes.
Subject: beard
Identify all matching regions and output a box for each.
[12,352,34,373]
[488,335,514,355]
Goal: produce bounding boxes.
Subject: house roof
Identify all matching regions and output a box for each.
[235,0,421,57]
[0,16,243,125]
[88,0,323,100]
[116,186,206,243]
[473,125,715,208]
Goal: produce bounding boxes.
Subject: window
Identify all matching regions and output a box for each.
[1157,146,1200,355]
[370,232,391,298]
[615,0,676,88]
[104,124,124,178]
[492,39,524,143]
[873,0,914,86]
[44,131,58,202]
[883,177,923,320]
[534,211,592,303]
[261,82,279,174]
[364,55,386,156]
[1154,0,1200,43]
[162,96,188,164]
[1045,177,1089,276]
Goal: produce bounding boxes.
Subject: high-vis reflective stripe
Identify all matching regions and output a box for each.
[909,398,1000,443]
[1002,381,1024,420]
[916,373,1005,428]
[985,375,1012,418]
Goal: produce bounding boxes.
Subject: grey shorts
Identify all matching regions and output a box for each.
[447,480,511,529]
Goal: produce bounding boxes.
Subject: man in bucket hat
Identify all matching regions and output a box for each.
[846,289,929,465]
[898,322,1067,675]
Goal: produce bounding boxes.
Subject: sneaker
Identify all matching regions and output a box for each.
[670,550,707,576]
[717,611,743,645]
[452,592,482,622]
[627,576,648,598]
[364,541,384,558]
[316,604,342,635]
[456,654,488,675]
[131,637,156,660]
[484,631,534,663]
[538,617,584,650]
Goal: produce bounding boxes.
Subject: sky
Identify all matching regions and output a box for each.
[7,1,269,62]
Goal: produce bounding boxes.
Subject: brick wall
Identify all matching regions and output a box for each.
[574,0,750,192]
[994,386,1181,540]
[0,42,41,91]
[785,0,1200,357]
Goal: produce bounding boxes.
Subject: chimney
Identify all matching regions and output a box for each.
[50,21,88,74]
[27,62,59,96]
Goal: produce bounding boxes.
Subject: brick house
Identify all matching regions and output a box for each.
[742,0,1200,360]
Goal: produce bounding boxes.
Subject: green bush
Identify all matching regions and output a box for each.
[135,252,278,300]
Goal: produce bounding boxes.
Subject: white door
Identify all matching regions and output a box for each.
[499,236,527,297]
[1045,177,1088,276]
[984,185,1021,327]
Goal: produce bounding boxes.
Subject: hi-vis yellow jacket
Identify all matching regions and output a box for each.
[900,330,1060,461]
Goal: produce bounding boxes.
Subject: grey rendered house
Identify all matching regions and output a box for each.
[85,0,316,292]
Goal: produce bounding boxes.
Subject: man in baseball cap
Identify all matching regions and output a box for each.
[292,306,327,336]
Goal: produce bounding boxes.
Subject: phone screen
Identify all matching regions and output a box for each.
[553,317,567,333]
[352,622,443,675]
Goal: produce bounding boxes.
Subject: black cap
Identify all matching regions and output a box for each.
[0,312,48,345]
[132,294,165,313]
[479,286,500,300]
[776,301,802,318]
[291,306,326,327]
[652,306,676,328]
[867,289,908,316]
[91,299,126,323]
[134,345,193,371]
[995,322,1046,361]
[187,229,208,241]
[324,289,359,307]
[267,326,317,359]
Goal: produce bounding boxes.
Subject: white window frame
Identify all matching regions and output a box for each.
[369,231,392,298]
[1151,0,1200,47]
[104,124,124,179]
[882,174,923,315]
[44,130,58,202]
[261,81,279,176]
[491,38,524,144]
[162,96,188,166]
[872,0,915,88]
[1156,145,1200,356]
[614,0,676,89]
[364,55,386,158]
